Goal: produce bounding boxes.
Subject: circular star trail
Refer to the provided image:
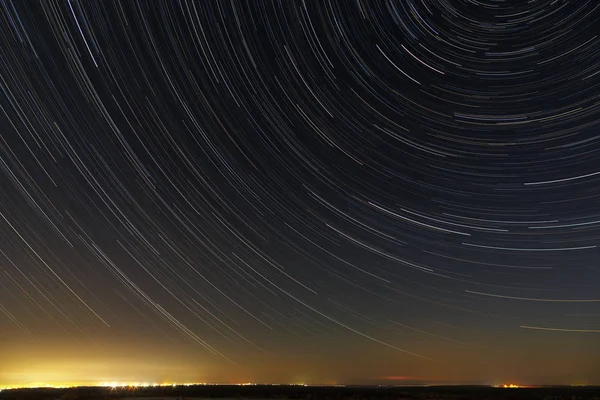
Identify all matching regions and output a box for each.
[1,0,599,385]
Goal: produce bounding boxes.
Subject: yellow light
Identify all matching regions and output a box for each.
[501,384,520,388]
[0,382,223,391]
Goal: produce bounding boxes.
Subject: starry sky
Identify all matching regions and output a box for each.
[1,0,599,387]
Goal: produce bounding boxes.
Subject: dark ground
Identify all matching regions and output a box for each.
[1,385,599,400]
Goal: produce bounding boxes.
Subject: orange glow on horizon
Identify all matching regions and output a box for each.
[0,382,220,391]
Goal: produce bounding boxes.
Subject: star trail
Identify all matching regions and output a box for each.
[1,0,599,387]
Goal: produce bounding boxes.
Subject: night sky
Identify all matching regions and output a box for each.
[1,0,599,387]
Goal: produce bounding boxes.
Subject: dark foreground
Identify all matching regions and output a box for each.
[1,385,599,400]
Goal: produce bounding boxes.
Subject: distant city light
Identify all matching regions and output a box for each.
[0,382,214,392]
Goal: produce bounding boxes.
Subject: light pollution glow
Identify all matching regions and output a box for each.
[0,382,536,391]
[0,383,250,392]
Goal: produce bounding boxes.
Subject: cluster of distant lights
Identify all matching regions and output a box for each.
[3,382,592,392]
[103,382,210,389]
[101,382,308,388]
[0,382,527,392]
[0,382,190,391]
[0,382,311,392]
[499,384,522,388]
[0,382,534,391]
